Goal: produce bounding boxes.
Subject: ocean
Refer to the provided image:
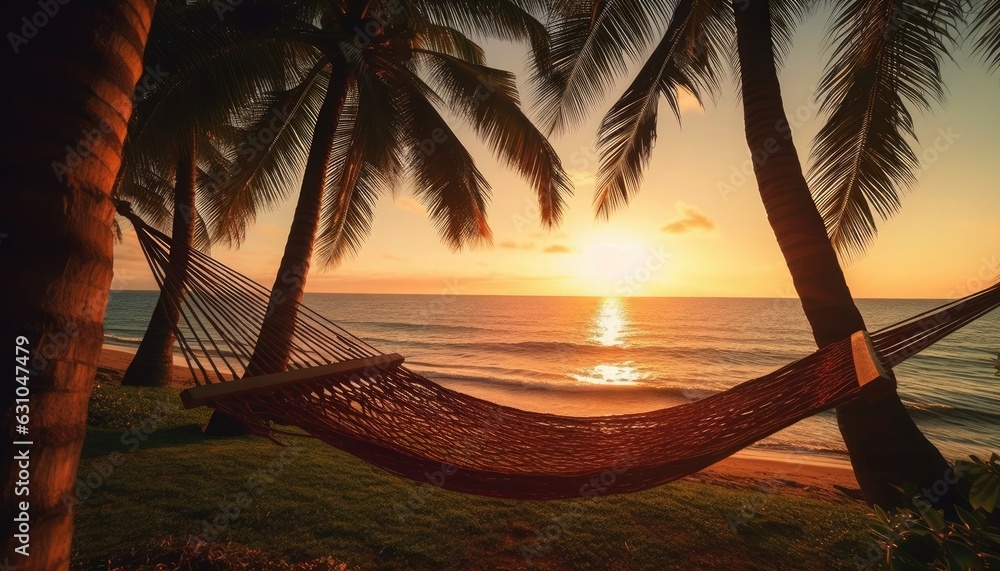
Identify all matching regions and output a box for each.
[103,292,1000,465]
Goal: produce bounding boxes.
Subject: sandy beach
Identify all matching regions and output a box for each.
[97,344,864,504]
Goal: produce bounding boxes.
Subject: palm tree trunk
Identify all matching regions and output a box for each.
[121,135,197,387]
[731,0,954,510]
[0,1,155,569]
[204,70,350,436]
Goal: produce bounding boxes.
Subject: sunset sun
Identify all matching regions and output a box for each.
[576,236,668,295]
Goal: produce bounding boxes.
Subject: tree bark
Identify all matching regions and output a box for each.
[121,134,197,387]
[0,1,155,569]
[731,0,954,510]
[204,69,350,436]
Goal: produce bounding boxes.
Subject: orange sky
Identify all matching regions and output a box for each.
[112,9,1000,299]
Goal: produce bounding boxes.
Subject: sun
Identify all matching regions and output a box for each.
[575,235,656,294]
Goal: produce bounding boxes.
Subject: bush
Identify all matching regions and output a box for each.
[872,454,1000,570]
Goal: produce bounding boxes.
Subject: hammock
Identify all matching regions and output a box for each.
[118,204,1000,500]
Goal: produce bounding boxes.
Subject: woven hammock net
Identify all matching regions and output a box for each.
[121,207,1000,500]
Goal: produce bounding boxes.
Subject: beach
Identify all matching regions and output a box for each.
[96,344,864,504]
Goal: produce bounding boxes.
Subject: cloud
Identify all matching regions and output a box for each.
[661,201,715,234]
[395,196,424,214]
[543,244,573,254]
[529,231,569,239]
[500,240,535,250]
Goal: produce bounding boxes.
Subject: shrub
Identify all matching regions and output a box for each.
[872,454,1000,570]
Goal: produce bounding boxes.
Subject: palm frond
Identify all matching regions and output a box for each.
[204,62,331,247]
[418,23,487,65]
[769,0,822,66]
[402,0,552,74]
[533,0,679,134]
[810,0,963,259]
[593,0,729,216]
[418,50,572,225]
[316,70,402,267]
[391,67,493,249]
[192,208,213,253]
[116,164,175,230]
[972,0,1000,72]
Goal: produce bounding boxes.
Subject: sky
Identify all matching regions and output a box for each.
[112,7,1000,299]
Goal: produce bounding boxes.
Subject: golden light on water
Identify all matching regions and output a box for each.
[573,297,644,385]
[573,363,643,385]
[591,297,627,347]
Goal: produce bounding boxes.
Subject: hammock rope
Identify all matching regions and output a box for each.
[117,203,1000,500]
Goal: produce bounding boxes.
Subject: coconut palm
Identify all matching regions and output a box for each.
[0,1,155,568]
[198,0,572,433]
[537,0,996,509]
[115,0,305,387]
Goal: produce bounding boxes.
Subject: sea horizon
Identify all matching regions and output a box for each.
[108,288,975,302]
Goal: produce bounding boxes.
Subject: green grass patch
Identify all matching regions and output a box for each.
[71,382,876,570]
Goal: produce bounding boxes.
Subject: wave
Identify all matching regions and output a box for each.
[751,441,849,457]
[906,402,1000,424]
[369,337,797,366]
[417,367,719,400]
[339,320,495,335]
[103,333,144,345]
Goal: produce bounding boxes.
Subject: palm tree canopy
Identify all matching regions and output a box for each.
[809,0,964,258]
[535,0,815,213]
[539,0,999,260]
[205,0,571,268]
[116,0,307,248]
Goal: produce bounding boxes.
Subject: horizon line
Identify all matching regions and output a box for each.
[109,289,958,302]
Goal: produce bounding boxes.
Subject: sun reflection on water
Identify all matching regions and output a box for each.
[574,297,644,385]
[572,363,643,385]
[591,297,628,347]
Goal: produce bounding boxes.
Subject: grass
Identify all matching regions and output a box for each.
[71,378,878,570]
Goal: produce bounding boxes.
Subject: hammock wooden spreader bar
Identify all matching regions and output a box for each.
[179,353,405,408]
[117,202,1000,500]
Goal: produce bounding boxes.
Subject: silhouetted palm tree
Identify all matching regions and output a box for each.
[115,0,302,387]
[0,2,155,568]
[538,0,995,509]
[201,0,572,434]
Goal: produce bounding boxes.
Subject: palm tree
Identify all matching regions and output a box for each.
[201,0,572,433]
[538,0,990,509]
[116,0,301,387]
[0,1,155,568]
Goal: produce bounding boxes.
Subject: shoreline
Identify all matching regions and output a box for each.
[97,344,863,503]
